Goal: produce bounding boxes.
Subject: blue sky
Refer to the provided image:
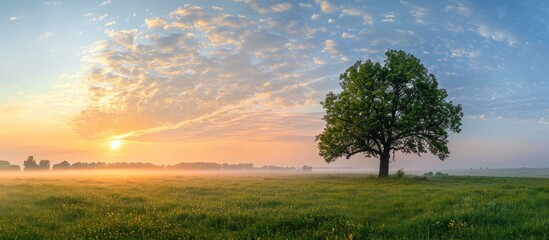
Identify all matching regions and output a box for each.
[0,0,548,170]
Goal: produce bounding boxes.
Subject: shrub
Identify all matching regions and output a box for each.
[396,169,405,179]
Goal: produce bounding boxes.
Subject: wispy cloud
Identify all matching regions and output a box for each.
[271,3,292,12]
[100,0,111,6]
[475,24,517,46]
[145,17,168,30]
[339,8,373,24]
[444,1,470,16]
[8,16,22,22]
[72,5,333,142]
[43,1,62,5]
[410,6,428,24]
[382,12,397,23]
[105,20,116,27]
[323,39,338,54]
[36,31,54,41]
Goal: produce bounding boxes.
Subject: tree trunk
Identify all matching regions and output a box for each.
[378,151,390,178]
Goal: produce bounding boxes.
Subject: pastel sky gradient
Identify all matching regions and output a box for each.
[1,0,547,170]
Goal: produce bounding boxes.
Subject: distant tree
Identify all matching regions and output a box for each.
[434,172,448,177]
[260,165,296,171]
[0,160,10,169]
[0,160,21,171]
[52,161,71,170]
[96,162,107,169]
[23,156,39,171]
[316,50,463,178]
[302,165,313,172]
[39,160,51,170]
[396,169,405,179]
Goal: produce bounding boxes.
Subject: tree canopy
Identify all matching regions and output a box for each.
[316,50,463,178]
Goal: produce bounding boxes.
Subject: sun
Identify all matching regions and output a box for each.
[110,139,122,150]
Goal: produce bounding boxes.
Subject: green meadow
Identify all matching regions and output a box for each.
[0,173,547,239]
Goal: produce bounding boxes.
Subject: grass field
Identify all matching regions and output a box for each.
[0,172,547,239]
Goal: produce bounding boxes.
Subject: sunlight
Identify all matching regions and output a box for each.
[110,139,122,150]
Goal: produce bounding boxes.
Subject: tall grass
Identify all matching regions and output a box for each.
[0,174,547,239]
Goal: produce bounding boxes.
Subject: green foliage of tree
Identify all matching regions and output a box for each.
[316,50,463,178]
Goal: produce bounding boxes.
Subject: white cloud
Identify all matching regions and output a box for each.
[313,57,326,65]
[362,14,374,25]
[476,25,517,46]
[354,48,379,54]
[243,0,269,14]
[341,32,355,39]
[382,12,396,22]
[311,14,320,20]
[271,3,292,12]
[299,3,312,8]
[37,32,54,41]
[323,39,338,54]
[212,6,224,11]
[8,16,20,22]
[340,8,361,17]
[327,18,334,23]
[339,8,373,24]
[100,0,111,6]
[410,6,427,24]
[145,17,168,30]
[444,1,470,16]
[450,49,480,58]
[44,1,62,5]
[105,29,137,49]
[89,13,109,22]
[105,21,116,27]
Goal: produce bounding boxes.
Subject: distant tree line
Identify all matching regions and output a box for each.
[23,156,50,170]
[167,162,254,170]
[0,160,20,171]
[166,162,300,171]
[424,172,449,177]
[1,156,312,172]
[52,161,163,170]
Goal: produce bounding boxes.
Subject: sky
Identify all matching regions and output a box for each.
[0,0,548,170]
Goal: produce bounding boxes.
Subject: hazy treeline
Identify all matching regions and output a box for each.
[167,162,254,170]
[52,160,162,170]
[1,156,313,172]
[0,160,21,171]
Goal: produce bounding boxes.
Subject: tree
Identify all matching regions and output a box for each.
[0,160,10,169]
[316,50,463,178]
[52,161,71,170]
[39,160,51,170]
[23,156,39,171]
